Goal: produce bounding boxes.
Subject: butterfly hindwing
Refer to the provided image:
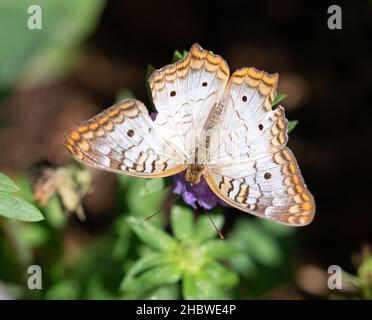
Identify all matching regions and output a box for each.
[205,147,315,226]
[64,99,185,177]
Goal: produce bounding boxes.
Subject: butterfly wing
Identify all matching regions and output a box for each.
[205,68,315,226]
[64,99,185,177]
[149,43,229,163]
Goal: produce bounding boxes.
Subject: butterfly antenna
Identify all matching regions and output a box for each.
[144,194,181,221]
[204,206,225,240]
[193,186,224,240]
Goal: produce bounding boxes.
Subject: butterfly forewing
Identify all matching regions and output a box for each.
[64,99,185,178]
[149,43,229,164]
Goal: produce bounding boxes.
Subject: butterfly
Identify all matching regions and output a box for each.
[64,43,315,226]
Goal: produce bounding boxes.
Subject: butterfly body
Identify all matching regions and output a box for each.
[184,164,206,186]
[64,44,315,226]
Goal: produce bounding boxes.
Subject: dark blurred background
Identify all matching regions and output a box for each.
[0,0,371,299]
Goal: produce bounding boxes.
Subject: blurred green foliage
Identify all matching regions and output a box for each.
[0,0,105,89]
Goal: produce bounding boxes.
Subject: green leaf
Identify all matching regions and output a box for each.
[171,50,183,63]
[230,219,283,267]
[46,280,79,300]
[121,252,172,291]
[200,240,242,259]
[138,178,166,197]
[288,120,298,133]
[192,213,224,244]
[259,218,295,237]
[84,276,117,300]
[229,253,258,279]
[182,272,225,300]
[145,64,156,111]
[202,261,239,288]
[170,205,194,241]
[272,93,286,106]
[171,49,188,63]
[18,224,49,247]
[43,194,66,229]
[0,191,44,222]
[0,172,19,193]
[113,216,132,260]
[116,89,135,101]
[146,64,156,80]
[358,256,372,299]
[13,176,34,203]
[144,285,179,300]
[126,216,177,251]
[118,175,168,226]
[137,264,181,287]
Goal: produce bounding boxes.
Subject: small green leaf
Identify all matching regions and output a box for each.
[121,252,172,291]
[171,50,184,63]
[288,120,298,133]
[0,172,19,193]
[202,261,239,288]
[146,64,156,80]
[182,272,225,300]
[126,216,177,251]
[272,93,286,106]
[171,49,188,63]
[192,213,224,244]
[201,240,242,259]
[144,285,179,300]
[138,264,181,287]
[0,191,44,222]
[171,205,194,241]
[124,252,169,282]
[116,89,135,101]
[146,64,156,111]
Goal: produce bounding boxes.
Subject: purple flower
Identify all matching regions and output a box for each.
[173,172,227,210]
